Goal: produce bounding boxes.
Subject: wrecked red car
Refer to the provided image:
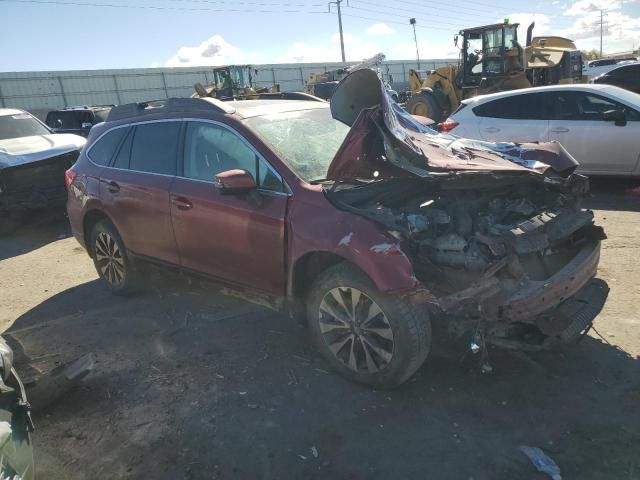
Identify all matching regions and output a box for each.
[66,69,608,387]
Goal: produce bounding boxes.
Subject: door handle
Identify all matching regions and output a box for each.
[484,127,500,133]
[551,127,569,133]
[171,196,193,210]
[101,179,120,193]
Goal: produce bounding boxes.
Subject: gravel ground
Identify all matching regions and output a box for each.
[0,180,638,480]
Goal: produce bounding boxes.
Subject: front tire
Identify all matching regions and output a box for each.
[306,263,431,388]
[406,91,444,123]
[89,219,138,295]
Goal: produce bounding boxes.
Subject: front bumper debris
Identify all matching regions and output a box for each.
[488,277,609,351]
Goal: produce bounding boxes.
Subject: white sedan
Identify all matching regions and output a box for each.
[444,84,640,176]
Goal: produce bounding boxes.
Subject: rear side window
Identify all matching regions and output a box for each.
[130,122,180,175]
[88,127,127,166]
[473,93,552,120]
[113,128,133,169]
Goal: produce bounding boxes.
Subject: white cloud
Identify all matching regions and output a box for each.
[557,4,640,51]
[275,33,383,63]
[563,0,620,16]
[366,23,396,35]
[501,13,552,35]
[164,34,265,67]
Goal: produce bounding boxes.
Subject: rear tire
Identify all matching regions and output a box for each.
[306,263,431,388]
[406,92,444,123]
[89,219,138,295]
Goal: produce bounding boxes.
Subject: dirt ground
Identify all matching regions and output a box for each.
[1,179,639,480]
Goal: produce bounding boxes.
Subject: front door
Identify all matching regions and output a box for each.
[547,91,640,173]
[100,121,181,264]
[170,120,288,295]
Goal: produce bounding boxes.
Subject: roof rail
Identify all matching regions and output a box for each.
[219,92,326,102]
[106,97,235,122]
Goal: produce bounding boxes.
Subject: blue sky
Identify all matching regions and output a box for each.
[1,0,639,71]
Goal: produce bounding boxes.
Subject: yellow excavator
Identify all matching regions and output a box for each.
[406,21,585,121]
[192,65,280,100]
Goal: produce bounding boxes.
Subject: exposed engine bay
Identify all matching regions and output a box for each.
[323,68,609,352]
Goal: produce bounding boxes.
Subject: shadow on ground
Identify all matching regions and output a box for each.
[6,272,639,480]
[0,209,70,261]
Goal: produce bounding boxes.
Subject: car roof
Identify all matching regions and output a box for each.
[0,108,27,117]
[229,99,329,119]
[461,84,615,105]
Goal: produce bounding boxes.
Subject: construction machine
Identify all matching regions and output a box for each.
[304,53,389,99]
[192,65,279,100]
[406,21,584,122]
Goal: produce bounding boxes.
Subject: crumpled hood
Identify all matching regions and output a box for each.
[0,133,86,169]
[327,69,578,180]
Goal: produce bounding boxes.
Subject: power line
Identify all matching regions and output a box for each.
[351,0,501,23]
[346,4,488,28]
[336,11,456,32]
[0,0,320,12]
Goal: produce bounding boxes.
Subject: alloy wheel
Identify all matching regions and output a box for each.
[318,287,394,374]
[94,232,125,286]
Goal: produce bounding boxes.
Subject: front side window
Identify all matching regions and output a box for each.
[0,112,50,140]
[129,122,180,175]
[553,92,639,121]
[183,121,283,192]
[245,107,350,182]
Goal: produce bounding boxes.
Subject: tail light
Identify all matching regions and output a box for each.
[64,169,77,190]
[439,118,459,132]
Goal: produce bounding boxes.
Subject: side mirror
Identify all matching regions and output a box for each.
[214,169,257,194]
[54,119,63,129]
[603,109,627,126]
[81,122,92,129]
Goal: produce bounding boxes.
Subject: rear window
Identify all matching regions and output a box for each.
[129,122,180,175]
[88,127,128,166]
[46,110,92,129]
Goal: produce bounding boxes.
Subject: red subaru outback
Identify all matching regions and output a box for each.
[66,71,608,387]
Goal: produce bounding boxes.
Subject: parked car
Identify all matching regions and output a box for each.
[0,109,85,234]
[45,105,113,137]
[66,70,608,387]
[590,62,640,93]
[585,57,637,78]
[443,84,640,176]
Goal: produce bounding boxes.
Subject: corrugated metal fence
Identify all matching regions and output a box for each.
[0,59,453,118]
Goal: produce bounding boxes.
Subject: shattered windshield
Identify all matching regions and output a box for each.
[245,107,350,182]
[0,113,50,140]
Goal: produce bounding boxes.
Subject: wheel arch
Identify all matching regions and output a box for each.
[287,251,373,322]
[82,209,114,255]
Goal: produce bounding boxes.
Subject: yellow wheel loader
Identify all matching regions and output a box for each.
[192,65,279,100]
[406,22,585,122]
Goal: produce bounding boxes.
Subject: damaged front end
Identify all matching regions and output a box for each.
[324,69,609,351]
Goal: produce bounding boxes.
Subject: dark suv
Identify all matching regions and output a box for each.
[65,73,608,387]
[46,106,113,137]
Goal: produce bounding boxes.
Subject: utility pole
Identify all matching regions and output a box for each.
[410,18,420,69]
[329,0,347,63]
[600,9,603,57]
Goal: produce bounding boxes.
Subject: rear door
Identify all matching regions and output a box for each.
[99,120,181,264]
[547,91,640,173]
[170,120,288,294]
[473,93,552,142]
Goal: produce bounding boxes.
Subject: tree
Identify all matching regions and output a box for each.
[581,49,601,60]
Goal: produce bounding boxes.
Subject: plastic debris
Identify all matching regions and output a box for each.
[520,446,562,480]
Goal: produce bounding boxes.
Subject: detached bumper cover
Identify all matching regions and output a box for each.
[503,240,601,321]
[490,277,609,350]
